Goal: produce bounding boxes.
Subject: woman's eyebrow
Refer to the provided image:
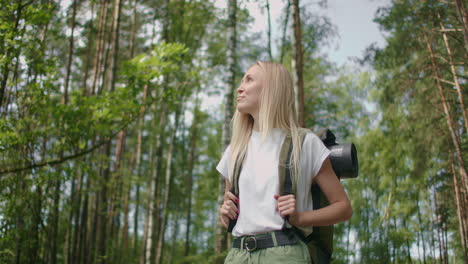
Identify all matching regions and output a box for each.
[241,74,254,82]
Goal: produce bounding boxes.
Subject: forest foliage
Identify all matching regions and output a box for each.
[0,0,466,263]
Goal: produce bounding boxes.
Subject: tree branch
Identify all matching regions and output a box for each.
[0,117,134,175]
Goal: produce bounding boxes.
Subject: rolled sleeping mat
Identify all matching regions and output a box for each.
[328,143,358,179]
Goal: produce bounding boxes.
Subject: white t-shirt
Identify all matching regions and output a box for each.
[216,128,331,237]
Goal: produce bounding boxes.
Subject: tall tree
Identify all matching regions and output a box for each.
[291,0,305,126]
[280,0,291,64]
[184,86,202,257]
[215,0,237,257]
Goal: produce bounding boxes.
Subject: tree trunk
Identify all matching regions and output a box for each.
[156,102,185,264]
[423,30,468,204]
[90,0,109,95]
[72,164,85,263]
[129,0,138,58]
[453,0,468,52]
[106,0,122,92]
[438,13,468,133]
[129,0,143,252]
[105,0,124,260]
[97,141,113,264]
[63,0,78,105]
[416,193,427,264]
[66,169,78,264]
[108,128,126,262]
[280,0,291,64]
[0,1,28,111]
[184,89,201,256]
[81,159,92,264]
[49,168,61,264]
[14,172,26,264]
[82,1,96,96]
[150,104,169,263]
[168,212,180,264]
[291,0,305,127]
[266,0,273,61]
[215,0,237,256]
[133,83,149,257]
[434,191,445,264]
[121,151,134,261]
[140,102,167,264]
[452,161,468,261]
[139,129,155,264]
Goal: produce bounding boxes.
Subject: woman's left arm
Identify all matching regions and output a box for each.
[280,157,353,227]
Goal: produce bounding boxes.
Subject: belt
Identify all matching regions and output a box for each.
[232,229,299,252]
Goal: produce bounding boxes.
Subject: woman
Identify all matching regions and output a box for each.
[216,61,352,263]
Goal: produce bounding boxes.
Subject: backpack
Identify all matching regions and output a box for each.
[228,128,358,264]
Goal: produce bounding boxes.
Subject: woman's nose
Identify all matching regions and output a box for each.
[237,85,244,94]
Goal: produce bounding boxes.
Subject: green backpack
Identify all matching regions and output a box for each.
[229,128,357,264]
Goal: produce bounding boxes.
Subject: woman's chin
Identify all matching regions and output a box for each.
[236,106,248,114]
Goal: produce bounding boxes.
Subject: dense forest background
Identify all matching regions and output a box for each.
[0,0,467,263]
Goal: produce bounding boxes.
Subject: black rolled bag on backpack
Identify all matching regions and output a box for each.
[227,128,359,264]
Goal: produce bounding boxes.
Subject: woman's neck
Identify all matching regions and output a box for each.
[251,112,260,132]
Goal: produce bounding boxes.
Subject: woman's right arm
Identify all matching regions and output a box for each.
[219,179,239,228]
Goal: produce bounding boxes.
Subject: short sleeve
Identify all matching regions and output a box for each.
[216,144,231,182]
[302,132,331,184]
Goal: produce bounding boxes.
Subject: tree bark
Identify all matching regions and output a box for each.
[423,30,468,203]
[63,0,78,105]
[90,0,109,95]
[280,0,291,64]
[108,128,126,262]
[452,161,468,261]
[106,0,122,92]
[128,1,142,256]
[168,212,180,264]
[156,100,185,264]
[121,150,135,262]
[139,123,155,264]
[266,0,273,61]
[215,0,237,256]
[453,0,468,52]
[105,0,124,260]
[66,168,78,264]
[14,172,26,264]
[72,164,85,263]
[0,0,30,111]
[82,1,96,96]
[122,0,137,260]
[438,13,468,133]
[291,0,305,126]
[97,141,113,264]
[133,84,149,258]
[140,102,167,264]
[416,193,427,264]
[80,158,91,264]
[184,89,201,256]
[129,0,138,58]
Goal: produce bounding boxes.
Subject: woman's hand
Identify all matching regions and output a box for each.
[274,194,301,225]
[285,158,352,228]
[219,191,239,228]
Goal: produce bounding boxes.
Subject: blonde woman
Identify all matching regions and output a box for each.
[216,61,352,263]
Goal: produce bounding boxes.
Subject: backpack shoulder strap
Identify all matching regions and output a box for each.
[227,152,244,233]
[278,133,292,196]
[279,128,310,196]
[231,152,244,196]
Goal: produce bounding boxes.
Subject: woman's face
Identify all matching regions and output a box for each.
[237,65,263,116]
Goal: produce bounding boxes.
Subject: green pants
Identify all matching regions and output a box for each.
[225,239,311,264]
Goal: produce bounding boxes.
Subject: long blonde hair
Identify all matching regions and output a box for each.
[228,61,303,181]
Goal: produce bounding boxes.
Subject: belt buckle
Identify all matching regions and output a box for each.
[244,236,257,252]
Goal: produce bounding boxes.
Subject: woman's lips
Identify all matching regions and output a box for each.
[237,97,245,102]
